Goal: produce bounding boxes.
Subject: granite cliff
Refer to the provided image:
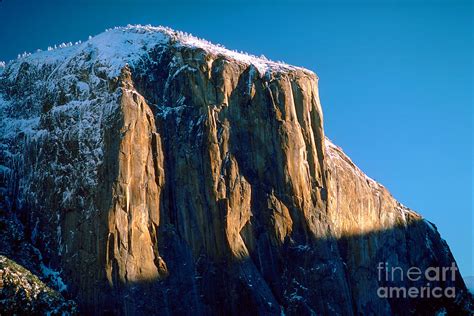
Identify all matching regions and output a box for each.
[0,25,472,315]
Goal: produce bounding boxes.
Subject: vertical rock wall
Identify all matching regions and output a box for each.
[0,26,471,315]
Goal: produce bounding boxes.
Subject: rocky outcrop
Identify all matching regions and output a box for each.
[0,25,472,315]
[0,255,77,315]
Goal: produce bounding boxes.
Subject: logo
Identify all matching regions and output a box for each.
[377,262,458,299]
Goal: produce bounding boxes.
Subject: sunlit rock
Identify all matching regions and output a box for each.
[0,25,472,315]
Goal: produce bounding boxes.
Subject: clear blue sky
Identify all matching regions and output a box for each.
[0,0,472,275]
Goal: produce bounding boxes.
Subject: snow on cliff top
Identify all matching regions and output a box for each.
[4,24,312,80]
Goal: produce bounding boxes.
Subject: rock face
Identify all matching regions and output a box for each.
[0,25,472,315]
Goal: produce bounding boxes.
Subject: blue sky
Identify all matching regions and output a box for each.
[0,0,472,275]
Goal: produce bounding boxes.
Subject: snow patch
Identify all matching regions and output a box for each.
[31,246,68,293]
[168,25,303,75]
[40,263,68,293]
[6,24,312,82]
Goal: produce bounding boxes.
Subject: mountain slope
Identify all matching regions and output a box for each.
[0,25,472,315]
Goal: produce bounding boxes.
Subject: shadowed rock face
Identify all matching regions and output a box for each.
[0,26,472,315]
